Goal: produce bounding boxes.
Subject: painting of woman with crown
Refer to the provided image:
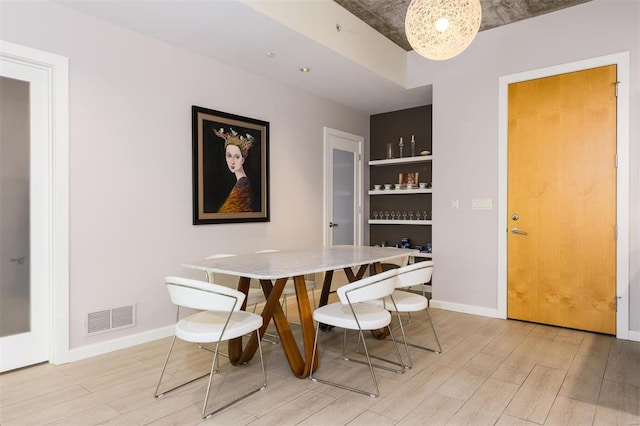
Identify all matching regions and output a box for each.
[192,106,270,224]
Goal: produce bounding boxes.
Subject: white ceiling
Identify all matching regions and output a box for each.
[54,0,432,115]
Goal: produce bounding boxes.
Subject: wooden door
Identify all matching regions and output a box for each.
[507,65,617,334]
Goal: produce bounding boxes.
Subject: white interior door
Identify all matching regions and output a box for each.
[323,127,363,246]
[0,41,69,371]
[0,60,50,371]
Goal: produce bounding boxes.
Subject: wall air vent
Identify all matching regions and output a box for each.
[84,304,136,336]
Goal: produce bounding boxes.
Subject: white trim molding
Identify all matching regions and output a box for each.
[430,299,499,319]
[0,40,70,363]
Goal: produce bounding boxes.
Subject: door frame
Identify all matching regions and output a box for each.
[0,41,70,364]
[322,127,364,247]
[497,52,630,339]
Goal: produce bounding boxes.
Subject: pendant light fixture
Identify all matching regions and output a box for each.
[405,0,482,61]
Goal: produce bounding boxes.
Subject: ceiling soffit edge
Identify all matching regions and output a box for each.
[242,0,409,88]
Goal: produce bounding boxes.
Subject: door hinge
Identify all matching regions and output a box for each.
[615,80,620,97]
[615,152,618,168]
[614,296,621,312]
[614,225,618,240]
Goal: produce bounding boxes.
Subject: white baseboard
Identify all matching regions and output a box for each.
[430,299,499,318]
[66,325,174,363]
[431,300,640,342]
[61,310,639,365]
[627,329,640,342]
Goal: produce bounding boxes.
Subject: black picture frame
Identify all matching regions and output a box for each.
[192,106,270,224]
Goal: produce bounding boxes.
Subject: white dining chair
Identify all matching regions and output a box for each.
[366,260,441,369]
[205,253,279,344]
[254,249,317,319]
[309,268,404,398]
[205,253,266,309]
[154,276,266,419]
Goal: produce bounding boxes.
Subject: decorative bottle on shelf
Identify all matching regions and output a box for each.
[398,137,404,158]
[386,142,394,159]
[411,135,416,157]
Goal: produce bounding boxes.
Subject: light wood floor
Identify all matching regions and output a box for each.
[1,308,639,425]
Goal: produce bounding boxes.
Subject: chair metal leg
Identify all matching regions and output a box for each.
[154,336,210,398]
[310,322,400,398]
[392,311,413,369]
[351,326,407,373]
[393,308,442,355]
[201,332,267,419]
[155,333,267,419]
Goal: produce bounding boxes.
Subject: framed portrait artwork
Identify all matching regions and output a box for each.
[192,106,270,224]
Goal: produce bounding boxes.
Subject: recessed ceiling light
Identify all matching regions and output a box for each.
[267,52,276,58]
[300,67,311,72]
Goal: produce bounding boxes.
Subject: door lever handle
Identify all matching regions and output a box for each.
[329,222,339,228]
[511,228,528,235]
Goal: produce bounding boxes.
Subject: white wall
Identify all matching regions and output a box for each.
[407,0,640,332]
[0,1,369,349]
[1,0,638,358]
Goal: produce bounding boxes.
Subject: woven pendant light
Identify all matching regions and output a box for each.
[405,0,482,60]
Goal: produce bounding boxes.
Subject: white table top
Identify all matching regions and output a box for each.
[183,245,418,280]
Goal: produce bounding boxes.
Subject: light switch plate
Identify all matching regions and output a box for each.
[471,198,492,210]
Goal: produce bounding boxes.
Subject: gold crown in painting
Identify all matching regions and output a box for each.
[214,127,255,158]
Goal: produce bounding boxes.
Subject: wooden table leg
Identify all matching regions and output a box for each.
[228,276,318,378]
[293,275,319,376]
[318,270,334,308]
[228,276,252,365]
[370,261,391,339]
[319,265,372,332]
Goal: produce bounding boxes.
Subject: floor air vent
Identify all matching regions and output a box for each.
[85,304,136,336]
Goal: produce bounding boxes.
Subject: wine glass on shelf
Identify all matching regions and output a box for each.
[391,211,396,220]
[409,211,414,221]
[402,211,407,220]
[373,211,378,220]
[423,210,429,221]
[384,211,389,220]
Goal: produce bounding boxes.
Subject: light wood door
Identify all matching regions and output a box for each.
[507,65,617,334]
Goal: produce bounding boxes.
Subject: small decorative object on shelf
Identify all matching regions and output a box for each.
[398,137,404,158]
[386,142,394,159]
[399,172,419,186]
[426,242,432,253]
[411,135,416,157]
[401,237,411,249]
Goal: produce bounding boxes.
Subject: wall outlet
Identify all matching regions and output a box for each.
[451,199,459,209]
[471,198,492,210]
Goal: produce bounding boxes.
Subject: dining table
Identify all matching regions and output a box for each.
[182,245,417,379]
